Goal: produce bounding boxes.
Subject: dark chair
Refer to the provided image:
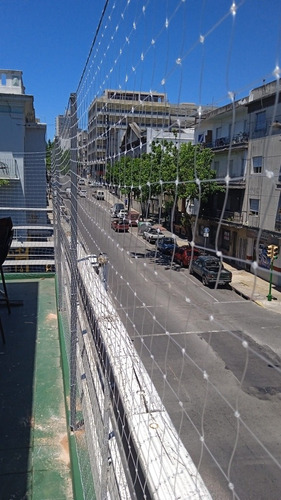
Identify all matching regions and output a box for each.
[0,217,13,313]
[0,316,5,344]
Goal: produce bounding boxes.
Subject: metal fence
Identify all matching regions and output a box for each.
[53,138,212,498]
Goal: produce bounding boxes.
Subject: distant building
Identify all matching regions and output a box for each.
[56,112,70,151]
[0,69,47,226]
[87,89,201,181]
[77,129,88,176]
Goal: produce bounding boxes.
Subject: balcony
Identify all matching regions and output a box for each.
[0,275,75,499]
[210,209,247,225]
[203,132,249,151]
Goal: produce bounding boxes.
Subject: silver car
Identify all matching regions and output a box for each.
[143,227,164,244]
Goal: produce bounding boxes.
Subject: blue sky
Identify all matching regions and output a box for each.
[2,0,281,141]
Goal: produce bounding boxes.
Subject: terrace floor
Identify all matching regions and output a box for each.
[0,275,74,500]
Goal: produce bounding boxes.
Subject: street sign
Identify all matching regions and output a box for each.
[203,227,210,237]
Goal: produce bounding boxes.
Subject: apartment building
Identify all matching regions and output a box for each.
[77,129,88,177]
[87,89,200,180]
[195,80,281,284]
[0,69,47,226]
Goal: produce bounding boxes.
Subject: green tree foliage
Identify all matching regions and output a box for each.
[46,139,54,172]
[106,140,222,213]
[61,148,70,175]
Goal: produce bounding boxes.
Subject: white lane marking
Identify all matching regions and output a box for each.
[213,300,247,305]
[140,272,148,282]
[199,286,219,302]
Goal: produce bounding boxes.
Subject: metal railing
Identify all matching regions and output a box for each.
[0,158,20,179]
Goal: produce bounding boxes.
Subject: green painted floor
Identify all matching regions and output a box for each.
[0,276,73,500]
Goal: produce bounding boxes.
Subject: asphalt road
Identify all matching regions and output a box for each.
[66,191,281,500]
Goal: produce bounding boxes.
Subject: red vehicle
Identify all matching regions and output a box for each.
[111,218,129,232]
[173,245,200,267]
[127,209,140,226]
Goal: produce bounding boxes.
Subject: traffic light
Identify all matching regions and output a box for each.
[267,245,279,260]
[273,245,279,259]
[267,245,273,259]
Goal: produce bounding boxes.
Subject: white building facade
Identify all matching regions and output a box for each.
[0,70,47,226]
[87,89,199,181]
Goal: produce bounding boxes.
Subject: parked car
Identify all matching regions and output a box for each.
[111,218,129,232]
[78,189,87,198]
[110,203,125,217]
[174,245,200,267]
[190,255,232,286]
[117,209,128,218]
[143,227,164,243]
[157,236,176,255]
[138,221,152,235]
[92,189,105,200]
[78,178,86,186]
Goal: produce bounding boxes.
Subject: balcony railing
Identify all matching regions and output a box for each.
[203,132,249,150]
[210,209,247,224]
[275,217,281,232]
[0,158,20,180]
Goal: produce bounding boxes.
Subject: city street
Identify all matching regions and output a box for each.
[69,191,281,500]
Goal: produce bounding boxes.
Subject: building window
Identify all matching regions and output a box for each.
[252,156,262,174]
[216,126,222,139]
[255,111,266,131]
[222,230,230,251]
[249,198,259,215]
[276,166,281,189]
[241,158,246,176]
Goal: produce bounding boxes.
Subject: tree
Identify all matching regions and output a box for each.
[105,140,222,223]
[46,140,54,173]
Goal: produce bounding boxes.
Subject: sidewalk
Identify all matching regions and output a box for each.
[224,262,281,314]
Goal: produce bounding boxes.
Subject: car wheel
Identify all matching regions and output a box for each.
[202,275,208,286]
[180,261,184,268]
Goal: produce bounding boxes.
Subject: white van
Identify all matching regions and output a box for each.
[93,189,105,200]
